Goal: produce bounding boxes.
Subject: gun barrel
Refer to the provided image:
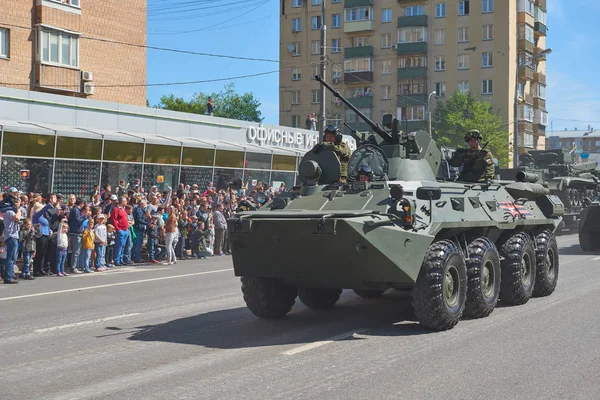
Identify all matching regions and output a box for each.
[315,75,392,143]
[516,171,540,183]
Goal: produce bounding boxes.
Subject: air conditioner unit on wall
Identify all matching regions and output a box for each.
[81,71,93,81]
[83,82,95,95]
[391,44,397,49]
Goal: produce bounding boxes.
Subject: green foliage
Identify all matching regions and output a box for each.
[155,83,263,122]
[432,91,509,167]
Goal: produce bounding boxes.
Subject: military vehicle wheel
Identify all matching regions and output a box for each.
[241,277,297,319]
[464,237,501,319]
[298,288,342,309]
[412,240,467,331]
[533,230,559,297]
[498,232,536,306]
[353,289,386,298]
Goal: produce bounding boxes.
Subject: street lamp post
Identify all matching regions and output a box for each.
[513,48,552,166]
[428,91,436,137]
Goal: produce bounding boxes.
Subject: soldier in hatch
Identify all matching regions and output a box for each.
[449,130,495,183]
[314,125,352,183]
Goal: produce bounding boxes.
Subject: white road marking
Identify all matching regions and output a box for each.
[0,268,234,302]
[72,267,173,277]
[281,329,369,356]
[35,313,141,333]
[592,256,600,261]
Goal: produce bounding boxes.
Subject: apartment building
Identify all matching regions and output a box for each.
[0,0,146,106]
[279,0,549,163]
[547,128,600,163]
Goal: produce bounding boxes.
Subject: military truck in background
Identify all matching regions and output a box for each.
[500,149,599,230]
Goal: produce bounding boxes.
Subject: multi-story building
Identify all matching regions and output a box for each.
[0,0,146,106]
[279,0,549,165]
[547,128,600,164]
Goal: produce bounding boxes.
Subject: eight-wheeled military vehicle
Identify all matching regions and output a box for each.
[578,194,600,251]
[227,76,563,332]
[501,150,599,230]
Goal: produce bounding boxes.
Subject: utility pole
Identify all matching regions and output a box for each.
[319,0,327,131]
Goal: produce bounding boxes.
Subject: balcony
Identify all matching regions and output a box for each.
[344,0,372,7]
[535,72,546,84]
[397,93,427,108]
[536,0,546,10]
[534,97,546,110]
[344,71,373,83]
[347,95,373,108]
[518,65,534,81]
[523,93,534,105]
[533,125,546,136]
[535,21,547,36]
[518,39,534,53]
[519,121,534,133]
[397,67,427,79]
[397,42,427,55]
[344,20,374,33]
[35,63,82,93]
[344,46,373,58]
[397,15,428,27]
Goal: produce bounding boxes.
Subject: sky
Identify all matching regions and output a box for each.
[146,0,599,131]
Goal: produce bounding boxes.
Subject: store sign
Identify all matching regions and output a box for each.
[245,127,356,152]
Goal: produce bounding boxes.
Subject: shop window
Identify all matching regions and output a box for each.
[100,162,142,190]
[271,171,297,191]
[215,150,244,168]
[103,140,143,163]
[0,156,52,194]
[213,168,243,191]
[3,132,55,158]
[179,167,213,190]
[182,147,214,166]
[144,144,181,165]
[56,136,102,160]
[244,152,271,170]
[142,164,180,193]
[272,155,297,171]
[53,160,100,197]
[244,170,271,192]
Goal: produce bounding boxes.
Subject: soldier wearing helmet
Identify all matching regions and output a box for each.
[448,130,495,182]
[314,125,352,183]
[356,165,374,182]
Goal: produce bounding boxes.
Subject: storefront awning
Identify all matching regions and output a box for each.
[0,120,55,136]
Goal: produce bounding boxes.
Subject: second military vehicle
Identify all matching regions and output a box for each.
[578,194,600,251]
[227,76,563,332]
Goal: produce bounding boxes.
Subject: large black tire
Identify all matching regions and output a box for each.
[353,289,386,298]
[533,230,559,297]
[412,240,467,331]
[498,232,536,306]
[464,237,501,319]
[241,277,297,319]
[298,288,342,309]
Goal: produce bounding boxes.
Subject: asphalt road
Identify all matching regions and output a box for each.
[1,233,599,400]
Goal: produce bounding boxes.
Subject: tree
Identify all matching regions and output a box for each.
[156,83,263,122]
[432,91,509,167]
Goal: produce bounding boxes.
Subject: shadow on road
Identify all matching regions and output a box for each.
[124,291,434,349]
[559,243,598,256]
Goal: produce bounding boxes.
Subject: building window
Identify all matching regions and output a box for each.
[434,82,446,97]
[381,85,391,100]
[434,29,446,45]
[344,57,371,72]
[435,3,446,18]
[518,81,525,97]
[482,24,493,40]
[332,64,342,79]
[0,28,8,58]
[353,36,366,47]
[332,39,341,53]
[398,79,426,95]
[312,16,322,29]
[39,27,80,68]
[458,27,469,43]
[381,60,392,75]
[482,79,493,94]
[458,54,469,69]
[292,0,302,7]
[332,14,341,28]
[312,0,321,5]
[519,104,534,122]
[332,0,341,3]
[291,42,300,56]
[291,115,300,128]
[48,0,80,7]
[482,52,493,67]
[482,0,494,13]
[399,106,425,121]
[536,7,547,25]
[519,24,535,43]
[311,90,320,103]
[434,56,446,71]
[404,5,424,16]
[349,87,371,97]
[458,1,470,15]
[536,84,546,99]
[292,18,301,32]
[399,55,427,68]
[345,7,372,22]
[291,91,300,105]
[311,64,319,79]
[457,81,470,93]
[292,67,301,80]
[518,0,535,15]
[381,33,392,48]
[382,8,392,23]
[311,40,320,55]
[398,27,427,43]
[346,108,372,124]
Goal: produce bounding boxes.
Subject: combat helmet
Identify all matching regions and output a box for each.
[356,165,374,182]
[464,129,482,142]
[323,124,343,144]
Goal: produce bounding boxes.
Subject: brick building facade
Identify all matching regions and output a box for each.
[0,0,146,106]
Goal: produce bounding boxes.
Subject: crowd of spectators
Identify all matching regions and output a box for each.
[0,179,287,284]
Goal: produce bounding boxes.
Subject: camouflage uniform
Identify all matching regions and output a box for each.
[449,148,495,183]
[320,141,351,183]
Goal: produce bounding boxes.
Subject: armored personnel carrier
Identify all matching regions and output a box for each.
[501,150,599,229]
[227,76,563,331]
[578,195,600,251]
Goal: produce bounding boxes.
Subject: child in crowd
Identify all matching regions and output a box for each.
[19,218,36,280]
[192,221,212,259]
[56,222,69,277]
[82,220,95,273]
[94,214,107,272]
[146,215,161,263]
[106,224,116,268]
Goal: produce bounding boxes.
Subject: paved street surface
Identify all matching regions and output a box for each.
[1,233,599,400]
